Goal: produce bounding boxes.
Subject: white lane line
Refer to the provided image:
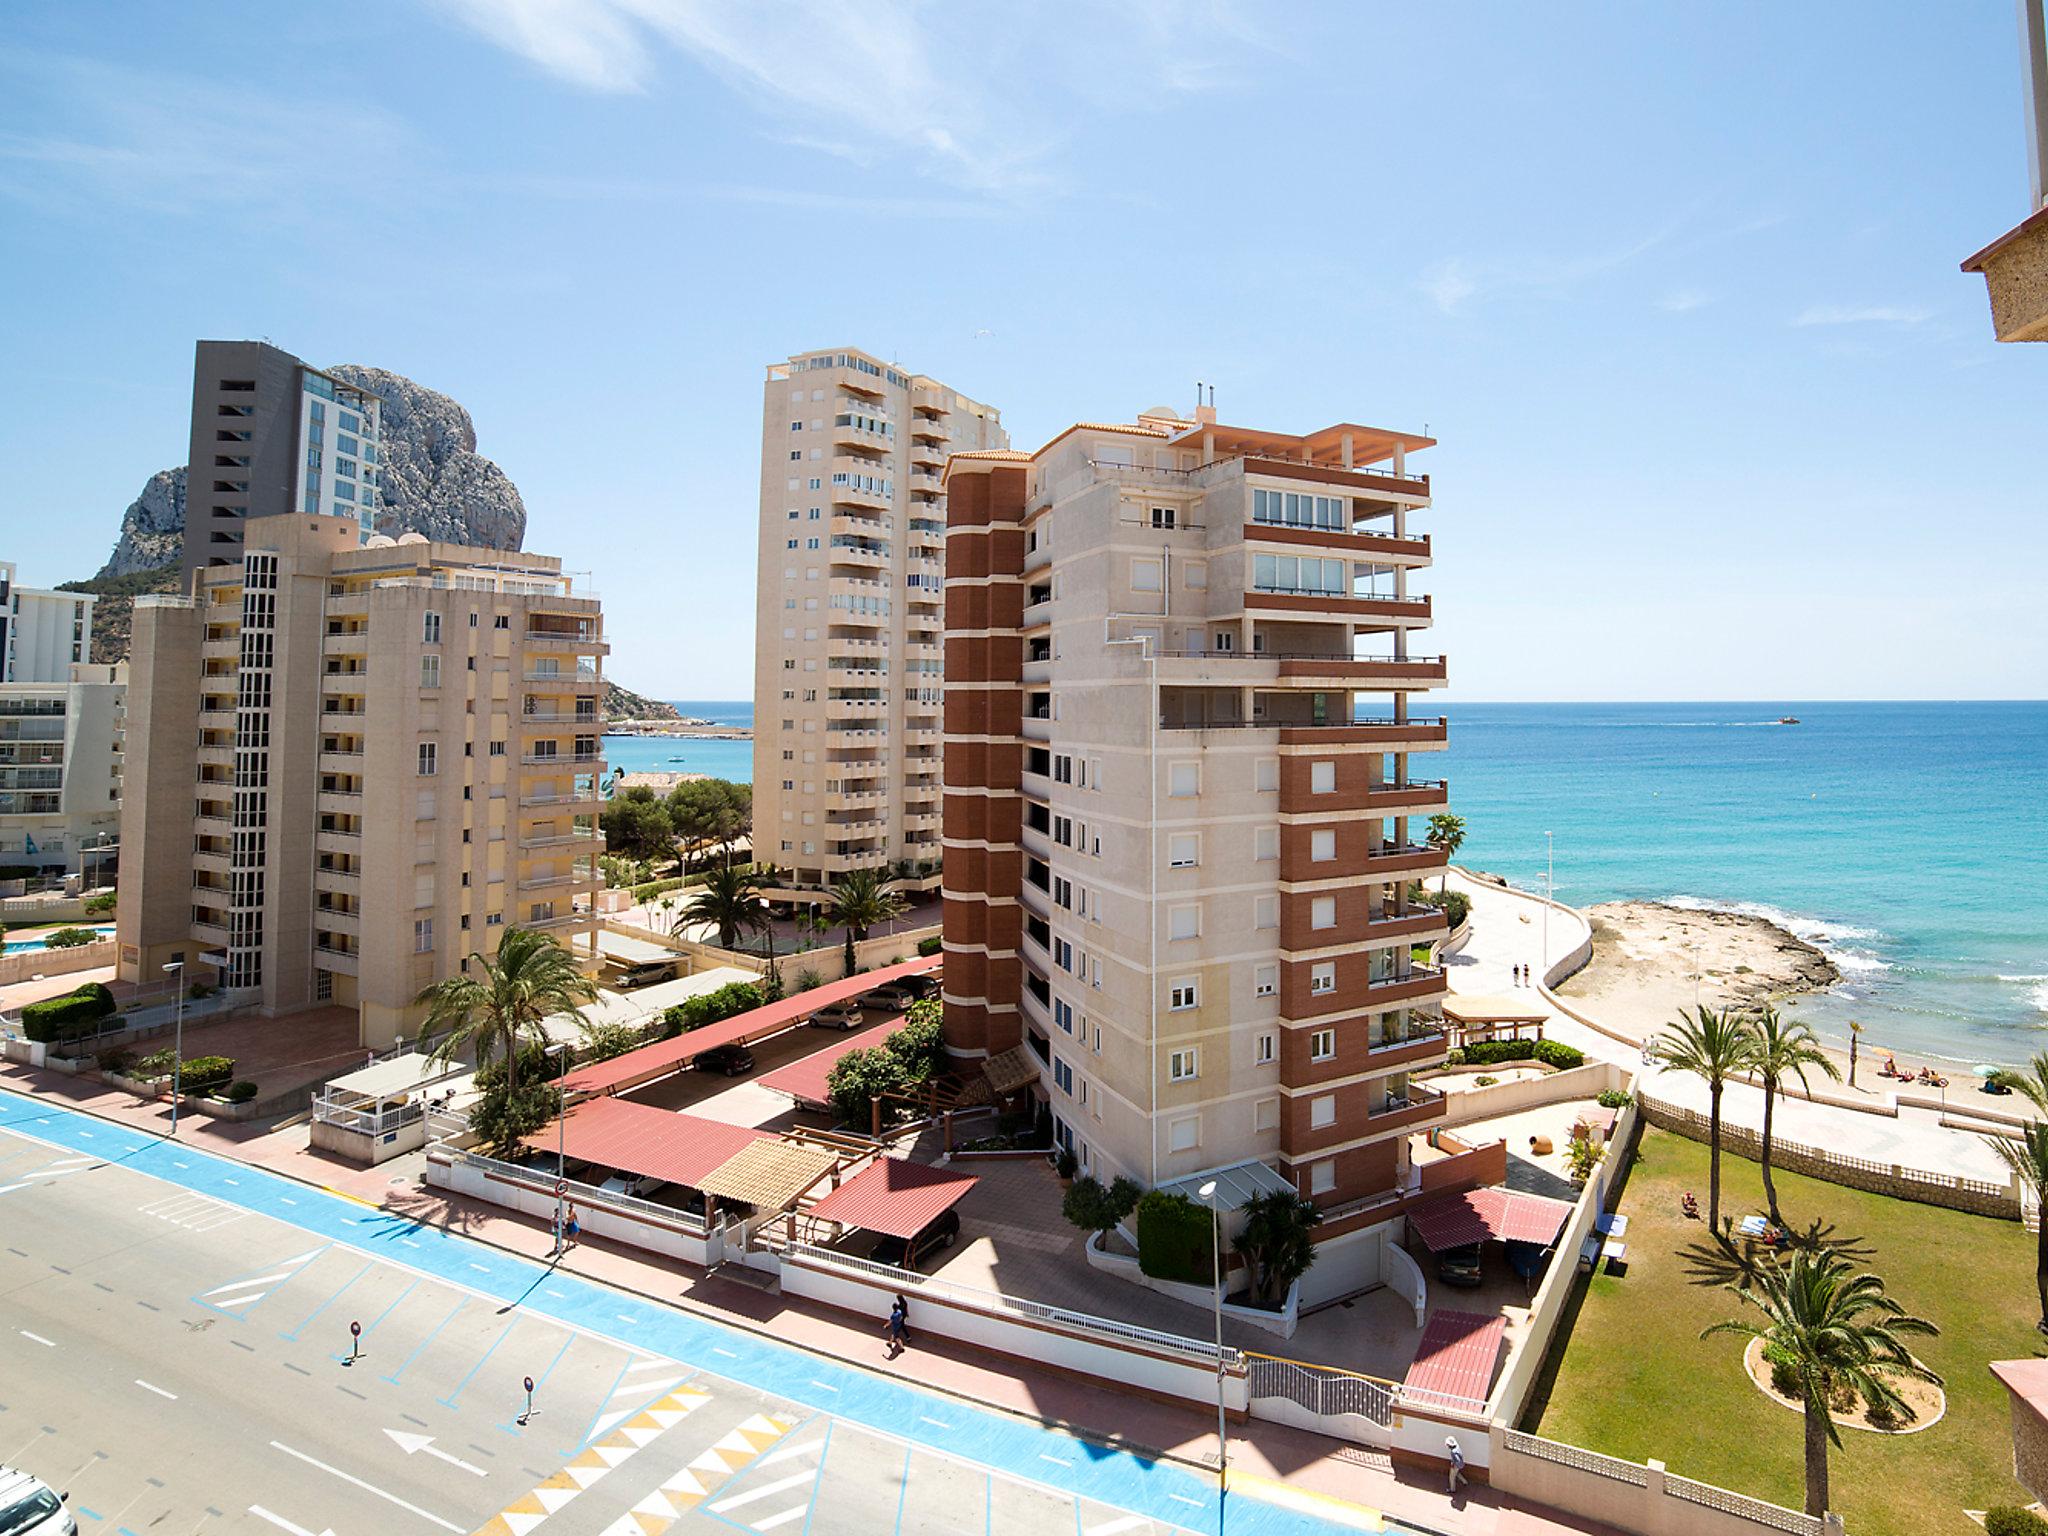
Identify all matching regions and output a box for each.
[248,1505,328,1536]
[1167,1492,1204,1506]
[917,1415,953,1431]
[711,1346,738,1358]
[134,1379,178,1400]
[400,1238,420,1247]
[205,1270,290,1296]
[205,1289,271,1310]
[755,1439,825,1469]
[19,1331,56,1347]
[279,1196,297,1205]
[269,1440,460,1533]
[707,1469,817,1513]
[1039,1453,1073,1468]
[805,1379,839,1393]
[466,1263,489,1273]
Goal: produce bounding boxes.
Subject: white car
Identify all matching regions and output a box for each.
[600,1172,668,1199]
[0,1468,74,1536]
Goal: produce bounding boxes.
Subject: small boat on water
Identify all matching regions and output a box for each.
[1777,716,1801,726]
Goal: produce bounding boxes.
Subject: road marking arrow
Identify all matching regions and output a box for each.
[385,1427,490,1477]
[248,1504,336,1536]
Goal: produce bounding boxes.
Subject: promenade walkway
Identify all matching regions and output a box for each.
[1442,871,2012,1185]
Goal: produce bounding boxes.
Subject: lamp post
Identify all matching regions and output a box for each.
[162,961,185,1136]
[1196,1179,1228,1518]
[545,1041,569,1255]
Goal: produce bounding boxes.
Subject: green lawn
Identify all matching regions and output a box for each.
[1524,1125,2037,1536]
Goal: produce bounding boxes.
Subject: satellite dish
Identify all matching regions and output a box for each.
[396,532,428,545]
[364,534,398,548]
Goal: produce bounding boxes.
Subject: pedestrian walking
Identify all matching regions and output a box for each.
[564,1201,580,1249]
[1445,1435,1466,1496]
[884,1294,909,1358]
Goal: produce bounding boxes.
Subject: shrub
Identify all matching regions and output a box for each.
[1054,1146,1078,1180]
[917,935,942,957]
[826,1045,902,1124]
[1863,1393,1910,1431]
[1764,1343,1801,1399]
[794,967,824,993]
[96,1047,135,1076]
[1136,1190,1214,1284]
[1062,1175,1142,1237]
[83,890,118,914]
[41,927,99,949]
[135,1046,176,1079]
[661,981,763,1037]
[1596,1088,1633,1110]
[179,1055,234,1090]
[1475,1074,1499,1087]
[226,1080,259,1104]
[1984,1510,2048,1536]
[20,983,118,1043]
[577,1019,649,1064]
[1444,1047,1465,1067]
[1533,1039,1585,1070]
[472,1042,572,1091]
[1566,1134,1604,1181]
[470,1082,562,1158]
[1407,881,1470,931]
[1461,1039,1536,1066]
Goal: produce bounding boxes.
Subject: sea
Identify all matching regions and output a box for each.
[606,698,2048,1068]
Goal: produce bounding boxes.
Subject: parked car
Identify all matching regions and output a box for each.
[809,1002,864,1031]
[861,983,923,1012]
[0,1467,73,1536]
[869,1207,962,1269]
[696,1043,755,1077]
[598,1171,669,1199]
[1436,1243,1484,1288]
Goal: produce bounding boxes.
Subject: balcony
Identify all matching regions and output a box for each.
[1246,588,1432,625]
[520,827,602,852]
[1364,1084,1446,1134]
[1279,717,1447,751]
[1366,964,1448,1006]
[524,631,608,656]
[317,790,363,818]
[524,669,601,688]
[520,867,598,894]
[1246,523,1432,564]
[1367,1022,1450,1071]
[314,905,360,932]
[524,910,599,936]
[520,789,602,811]
[1274,654,1446,690]
[314,942,359,976]
[191,919,229,945]
[1363,843,1450,881]
[521,711,601,730]
[317,749,365,775]
[520,752,603,767]
[321,631,369,656]
[1238,454,1429,502]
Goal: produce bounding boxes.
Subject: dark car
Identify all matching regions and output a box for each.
[1437,1243,1484,1288]
[695,1043,755,1077]
[869,1207,962,1269]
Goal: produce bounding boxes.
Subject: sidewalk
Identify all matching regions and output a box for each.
[0,1056,1618,1536]
[1444,871,2011,1184]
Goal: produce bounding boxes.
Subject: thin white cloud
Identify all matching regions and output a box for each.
[1420,260,1479,316]
[1420,220,1680,316]
[1658,289,1713,312]
[1792,304,1933,327]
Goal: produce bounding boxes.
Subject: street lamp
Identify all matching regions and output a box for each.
[545,1041,570,1254]
[162,961,185,1137]
[1196,1179,1228,1516]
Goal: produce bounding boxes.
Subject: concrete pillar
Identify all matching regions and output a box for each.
[1393,442,1406,476]
[1644,1458,1667,1499]
[1341,432,1355,468]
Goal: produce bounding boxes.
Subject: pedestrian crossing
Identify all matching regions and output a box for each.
[191,1244,326,1314]
[0,1153,97,1195]
[471,1385,722,1536]
[595,1410,801,1536]
[140,1189,244,1232]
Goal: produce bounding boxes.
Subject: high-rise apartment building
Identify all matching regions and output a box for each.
[943,405,1450,1234]
[119,514,605,1046]
[1,560,94,682]
[0,661,123,879]
[753,347,1004,891]
[184,341,384,578]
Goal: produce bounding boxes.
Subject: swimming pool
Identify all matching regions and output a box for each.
[1,923,115,955]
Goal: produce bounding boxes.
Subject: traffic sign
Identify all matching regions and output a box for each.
[555,1180,567,1197]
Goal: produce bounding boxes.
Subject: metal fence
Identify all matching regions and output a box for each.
[1244,1353,1396,1426]
[312,1098,424,1136]
[449,1147,712,1234]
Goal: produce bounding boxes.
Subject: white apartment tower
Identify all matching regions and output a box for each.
[753,348,1004,892]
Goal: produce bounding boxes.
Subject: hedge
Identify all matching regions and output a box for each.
[20,983,118,1043]
[631,863,760,904]
[1447,1037,1586,1070]
[179,1056,235,1090]
[1136,1190,1214,1284]
[1985,1510,2048,1536]
[226,1080,259,1104]
[1533,1038,1584,1069]
[662,981,762,1037]
[917,935,942,957]
[41,926,100,949]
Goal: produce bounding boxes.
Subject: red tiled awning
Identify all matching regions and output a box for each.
[522,1097,772,1189]
[1407,1186,1575,1253]
[561,956,939,1096]
[757,1017,905,1106]
[1403,1309,1505,1409]
[807,1157,978,1240]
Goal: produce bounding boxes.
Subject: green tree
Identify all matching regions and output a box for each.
[600,786,673,863]
[417,928,598,1096]
[667,779,752,869]
[1703,1249,1940,1517]
[1062,1175,1143,1239]
[1232,1188,1323,1305]
[1652,1005,1759,1235]
[681,864,771,951]
[577,1017,649,1064]
[1986,1052,2048,1333]
[470,1080,562,1159]
[1424,812,1466,895]
[830,866,906,976]
[1750,1005,1840,1225]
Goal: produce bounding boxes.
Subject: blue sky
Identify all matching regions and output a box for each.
[1,1,2042,702]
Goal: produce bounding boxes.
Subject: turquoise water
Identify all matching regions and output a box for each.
[608,697,2048,1065]
[2,922,115,955]
[1442,701,2048,1069]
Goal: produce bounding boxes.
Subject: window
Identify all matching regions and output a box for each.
[1312,895,1337,930]
[1149,506,1176,529]
[1168,904,1200,941]
[1053,937,1073,972]
[1310,1028,1336,1061]
[1310,760,1337,794]
[1053,1057,1074,1094]
[1254,895,1279,929]
[489,741,505,756]
[420,655,441,689]
[1167,833,1198,868]
[1255,1032,1276,1065]
[416,743,437,776]
[1168,1115,1200,1153]
[1252,487,1347,531]
[1255,1097,1280,1133]
[1184,560,1207,590]
[1255,963,1279,998]
[1251,552,1347,595]
[1168,762,1199,797]
[1311,962,1336,994]
[1311,828,1337,862]
[1052,997,1075,1033]
[1131,558,1162,593]
[1256,757,1280,793]
[1254,826,1279,861]
[422,612,441,644]
[1168,1049,1199,1082]
[1311,1095,1336,1129]
[1310,1160,1335,1196]
[413,918,433,954]
[1169,980,1198,1011]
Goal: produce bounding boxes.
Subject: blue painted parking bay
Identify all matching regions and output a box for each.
[0,1088,1378,1536]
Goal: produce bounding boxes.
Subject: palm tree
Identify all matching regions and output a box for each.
[681,863,771,951]
[1425,812,1466,895]
[1986,1052,2048,1333]
[1703,1249,1939,1517]
[1750,1006,1840,1225]
[417,927,599,1095]
[830,866,906,976]
[1232,1189,1324,1304]
[1653,1005,1759,1234]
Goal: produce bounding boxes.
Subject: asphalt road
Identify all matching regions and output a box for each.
[0,1114,1221,1536]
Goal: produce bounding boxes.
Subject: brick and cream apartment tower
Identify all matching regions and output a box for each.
[118,514,606,1047]
[944,404,1451,1235]
[753,348,1004,891]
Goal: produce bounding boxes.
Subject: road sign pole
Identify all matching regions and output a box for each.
[519,1375,535,1426]
[348,1319,361,1365]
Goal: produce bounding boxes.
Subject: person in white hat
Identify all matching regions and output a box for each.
[1445,1434,1466,1495]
